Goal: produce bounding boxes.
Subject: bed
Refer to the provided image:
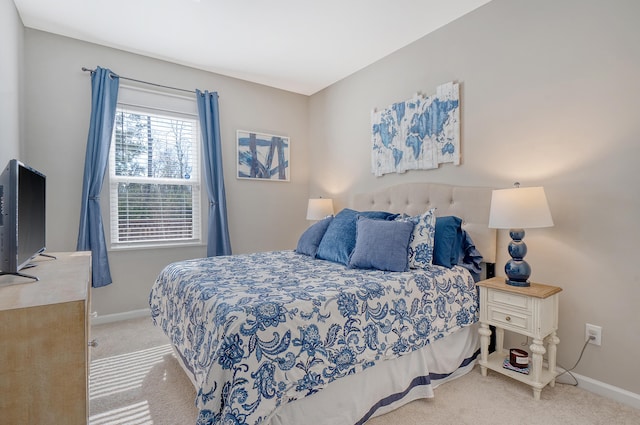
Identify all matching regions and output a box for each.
[149,182,496,425]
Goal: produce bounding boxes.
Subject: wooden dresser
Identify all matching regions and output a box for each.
[0,251,91,424]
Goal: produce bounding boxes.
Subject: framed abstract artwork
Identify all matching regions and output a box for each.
[236,130,290,181]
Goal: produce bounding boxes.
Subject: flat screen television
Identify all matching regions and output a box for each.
[0,159,48,281]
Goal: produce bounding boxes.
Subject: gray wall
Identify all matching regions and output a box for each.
[308,0,640,394]
[22,29,310,317]
[0,0,23,166]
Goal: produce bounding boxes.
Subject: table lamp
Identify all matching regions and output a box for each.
[488,183,553,287]
[306,198,334,221]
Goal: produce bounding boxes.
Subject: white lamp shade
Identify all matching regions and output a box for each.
[306,198,334,220]
[489,186,553,229]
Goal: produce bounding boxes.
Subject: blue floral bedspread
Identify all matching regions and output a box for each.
[149,250,478,425]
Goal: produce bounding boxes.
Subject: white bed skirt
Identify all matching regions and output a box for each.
[174,323,479,425]
[271,323,479,425]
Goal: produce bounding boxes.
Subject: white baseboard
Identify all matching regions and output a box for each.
[91,308,150,326]
[556,368,640,410]
[572,372,640,410]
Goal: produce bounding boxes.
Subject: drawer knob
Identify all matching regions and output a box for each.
[505,316,511,322]
[88,339,99,348]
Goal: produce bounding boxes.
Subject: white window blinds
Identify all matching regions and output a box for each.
[108,87,201,248]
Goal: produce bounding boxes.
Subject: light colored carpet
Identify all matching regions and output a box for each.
[90,317,640,425]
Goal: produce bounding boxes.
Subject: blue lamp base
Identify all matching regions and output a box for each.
[504,228,531,287]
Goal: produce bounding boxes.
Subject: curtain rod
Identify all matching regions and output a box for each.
[81,67,196,94]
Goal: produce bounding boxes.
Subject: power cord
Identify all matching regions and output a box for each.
[555,336,593,386]
[519,335,594,387]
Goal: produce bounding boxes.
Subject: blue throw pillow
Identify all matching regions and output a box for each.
[295,216,334,257]
[457,229,484,282]
[433,216,464,268]
[348,216,414,272]
[316,208,398,265]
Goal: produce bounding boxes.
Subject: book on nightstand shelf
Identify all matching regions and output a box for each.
[502,358,530,375]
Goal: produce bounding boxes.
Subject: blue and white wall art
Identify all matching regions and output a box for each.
[371,82,460,176]
[237,130,290,181]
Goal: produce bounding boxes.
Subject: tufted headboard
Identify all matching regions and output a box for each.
[352,182,497,264]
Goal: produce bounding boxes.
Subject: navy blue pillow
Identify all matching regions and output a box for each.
[295,216,334,257]
[457,229,484,282]
[433,216,464,268]
[316,208,398,265]
[348,217,414,272]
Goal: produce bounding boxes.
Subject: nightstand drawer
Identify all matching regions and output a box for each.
[486,305,531,332]
[489,290,531,311]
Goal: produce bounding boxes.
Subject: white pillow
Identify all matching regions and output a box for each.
[397,209,436,269]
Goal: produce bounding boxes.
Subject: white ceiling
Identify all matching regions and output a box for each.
[13,0,492,95]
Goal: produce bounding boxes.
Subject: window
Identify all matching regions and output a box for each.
[108,88,201,248]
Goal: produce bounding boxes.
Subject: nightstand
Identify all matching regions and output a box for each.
[477,276,562,400]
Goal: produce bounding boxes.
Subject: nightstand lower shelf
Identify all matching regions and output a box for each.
[480,350,558,390]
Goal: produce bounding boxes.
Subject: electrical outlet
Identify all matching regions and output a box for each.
[586,323,602,346]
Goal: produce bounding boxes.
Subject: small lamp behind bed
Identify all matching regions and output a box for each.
[488,183,553,287]
[306,198,334,221]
